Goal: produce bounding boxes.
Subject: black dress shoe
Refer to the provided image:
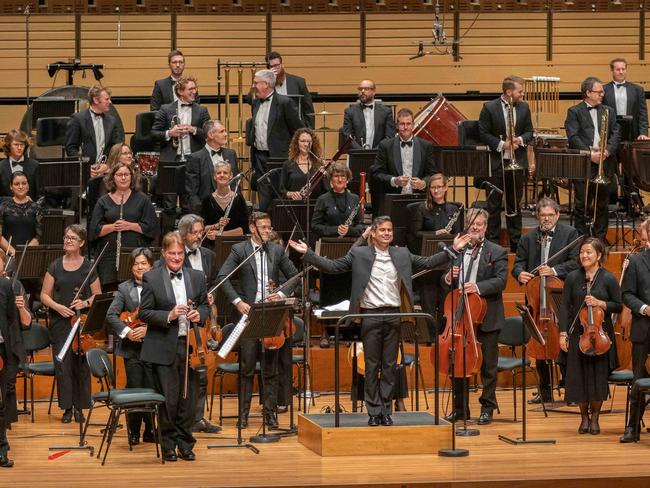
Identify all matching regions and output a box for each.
[74,409,85,424]
[477,411,493,425]
[163,450,177,462]
[0,454,14,468]
[368,415,381,427]
[193,418,222,434]
[620,426,636,443]
[265,412,279,429]
[142,431,156,443]
[62,409,73,424]
[444,412,469,422]
[381,415,393,426]
[276,405,288,414]
[178,448,196,461]
[129,434,140,446]
[237,413,249,429]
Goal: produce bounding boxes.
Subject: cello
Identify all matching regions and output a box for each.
[611,241,640,371]
[578,271,612,357]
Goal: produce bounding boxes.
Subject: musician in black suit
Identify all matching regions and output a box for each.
[478,75,534,252]
[340,80,396,150]
[0,130,41,201]
[105,248,155,446]
[371,108,436,215]
[65,85,124,164]
[565,77,621,241]
[185,119,239,215]
[290,216,470,426]
[443,208,508,425]
[139,231,209,462]
[512,198,580,404]
[246,69,304,212]
[603,58,649,141]
[215,211,300,429]
[265,51,315,129]
[620,219,650,442]
[150,50,187,111]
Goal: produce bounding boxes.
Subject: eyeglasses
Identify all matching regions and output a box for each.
[431,186,447,191]
[63,235,80,242]
[115,173,131,179]
[589,90,605,94]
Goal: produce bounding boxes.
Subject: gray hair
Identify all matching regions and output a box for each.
[178,214,204,237]
[255,69,276,89]
[464,208,488,226]
[213,160,232,174]
[203,119,225,135]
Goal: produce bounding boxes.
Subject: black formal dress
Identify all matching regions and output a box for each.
[200,192,248,235]
[0,158,42,201]
[105,279,154,438]
[89,191,158,288]
[47,258,96,412]
[340,101,396,150]
[0,199,42,245]
[278,159,325,200]
[560,268,621,403]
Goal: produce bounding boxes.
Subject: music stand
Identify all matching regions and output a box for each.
[348,149,376,194]
[435,147,491,208]
[49,292,115,456]
[14,245,65,280]
[315,237,356,258]
[41,209,75,245]
[383,194,426,246]
[270,201,316,243]
[498,303,556,445]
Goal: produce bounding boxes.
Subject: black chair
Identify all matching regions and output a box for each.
[36,116,71,159]
[457,120,481,146]
[608,369,634,428]
[18,324,57,423]
[131,111,158,155]
[496,315,533,422]
[631,377,650,442]
[290,317,317,412]
[85,348,165,465]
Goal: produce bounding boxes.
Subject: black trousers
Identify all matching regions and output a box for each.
[627,337,650,428]
[52,339,91,411]
[452,328,500,416]
[0,344,9,457]
[535,359,565,399]
[251,148,273,212]
[151,337,197,452]
[239,338,279,416]
[123,356,155,436]
[277,336,293,407]
[361,307,401,417]
[486,166,525,251]
[573,179,610,241]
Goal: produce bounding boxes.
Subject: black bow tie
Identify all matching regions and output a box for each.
[186,248,198,256]
[615,82,626,88]
[9,160,22,167]
[362,104,374,110]
[90,111,104,118]
[260,97,271,103]
[400,140,413,148]
[541,229,554,238]
[169,271,182,280]
[210,149,222,157]
[588,105,598,111]
[180,103,192,107]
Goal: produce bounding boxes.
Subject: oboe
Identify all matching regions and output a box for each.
[115,193,124,271]
[443,206,462,234]
[341,171,365,234]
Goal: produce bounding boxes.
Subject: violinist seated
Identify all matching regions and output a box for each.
[370,108,436,215]
[279,128,326,202]
[215,211,300,430]
[290,216,471,427]
[105,247,156,446]
[40,224,101,425]
[512,197,580,404]
[200,161,248,240]
[138,231,209,462]
[442,208,508,425]
[620,219,650,443]
[559,237,621,436]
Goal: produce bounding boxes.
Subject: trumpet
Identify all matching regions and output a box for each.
[171,114,181,149]
[501,97,523,218]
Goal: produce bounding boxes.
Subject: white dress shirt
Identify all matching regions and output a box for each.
[363,104,375,149]
[359,247,401,309]
[614,82,628,116]
[168,268,189,336]
[90,110,105,162]
[254,95,273,151]
[586,102,601,147]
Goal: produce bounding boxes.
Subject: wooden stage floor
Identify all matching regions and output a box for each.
[5,388,650,488]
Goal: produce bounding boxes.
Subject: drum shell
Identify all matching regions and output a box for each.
[413,95,466,146]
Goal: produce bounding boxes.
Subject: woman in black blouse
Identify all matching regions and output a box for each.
[280,128,325,200]
[0,171,42,255]
[559,237,621,435]
[89,163,158,290]
[201,161,248,240]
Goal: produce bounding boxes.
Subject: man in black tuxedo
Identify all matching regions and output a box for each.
[603,58,649,142]
[340,79,396,150]
[290,216,470,426]
[478,75,534,252]
[620,219,650,442]
[246,69,303,211]
[151,50,186,111]
[565,76,621,241]
[512,198,580,404]
[65,85,124,164]
[443,208,508,425]
[139,231,209,462]
[0,130,41,201]
[185,119,239,215]
[216,211,299,429]
[371,108,436,215]
[265,51,314,129]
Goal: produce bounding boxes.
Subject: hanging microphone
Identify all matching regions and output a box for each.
[481,180,503,195]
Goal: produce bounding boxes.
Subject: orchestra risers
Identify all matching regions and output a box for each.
[298,412,451,457]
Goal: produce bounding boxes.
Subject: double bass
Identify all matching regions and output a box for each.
[611,242,640,371]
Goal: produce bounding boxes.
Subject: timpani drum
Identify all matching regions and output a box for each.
[414,94,467,146]
[136,152,160,177]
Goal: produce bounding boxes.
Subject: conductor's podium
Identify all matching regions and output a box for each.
[298,412,451,456]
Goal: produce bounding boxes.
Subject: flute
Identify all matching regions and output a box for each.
[115,193,124,271]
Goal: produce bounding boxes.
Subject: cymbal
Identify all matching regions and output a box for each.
[308,110,341,116]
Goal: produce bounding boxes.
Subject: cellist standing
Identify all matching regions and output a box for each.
[442,208,508,425]
[512,198,580,404]
[620,219,650,443]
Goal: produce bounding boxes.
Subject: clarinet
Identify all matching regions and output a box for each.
[115,193,124,271]
[443,206,462,234]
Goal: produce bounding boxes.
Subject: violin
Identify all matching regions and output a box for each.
[70,312,94,354]
[578,272,612,356]
[612,242,640,370]
[120,307,147,329]
[183,299,212,399]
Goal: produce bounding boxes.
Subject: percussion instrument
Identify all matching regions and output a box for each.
[136,152,160,177]
[414,94,467,146]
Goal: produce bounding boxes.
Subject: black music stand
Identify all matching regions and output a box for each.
[41,209,75,245]
[315,237,356,258]
[435,147,491,209]
[270,201,316,242]
[383,194,426,246]
[348,149,376,193]
[498,303,556,445]
[14,246,65,280]
[48,292,115,456]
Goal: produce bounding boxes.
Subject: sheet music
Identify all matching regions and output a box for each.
[217,314,248,359]
[56,317,81,362]
[313,300,350,318]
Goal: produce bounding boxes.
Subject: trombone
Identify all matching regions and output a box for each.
[584,109,611,233]
[501,97,523,218]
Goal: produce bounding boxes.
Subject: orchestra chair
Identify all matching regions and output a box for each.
[403,352,429,411]
[18,324,57,423]
[631,378,650,442]
[130,111,158,154]
[608,369,634,430]
[85,348,165,465]
[457,120,481,146]
[496,316,533,422]
[36,116,70,158]
[291,317,317,411]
